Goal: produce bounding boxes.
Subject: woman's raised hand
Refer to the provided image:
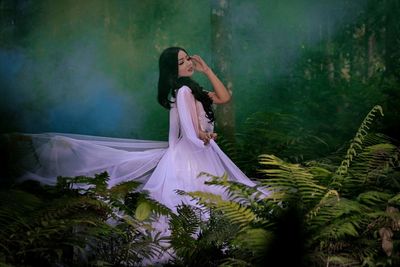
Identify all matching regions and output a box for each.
[191,55,210,74]
[191,54,231,104]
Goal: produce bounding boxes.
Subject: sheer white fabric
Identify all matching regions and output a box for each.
[18,132,168,187]
[18,85,258,211]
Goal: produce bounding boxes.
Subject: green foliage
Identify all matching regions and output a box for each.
[0,186,108,266]
[0,172,170,266]
[180,190,257,228]
[219,112,332,178]
[1,105,398,266]
[332,105,384,189]
[259,154,327,207]
[254,106,400,266]
[169,105,399,266]
[168,205,240,266]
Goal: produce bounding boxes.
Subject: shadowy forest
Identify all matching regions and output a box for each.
[1,0,400,266]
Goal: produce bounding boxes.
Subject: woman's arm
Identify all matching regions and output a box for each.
[191,55,231,104]
[176,86,206,148]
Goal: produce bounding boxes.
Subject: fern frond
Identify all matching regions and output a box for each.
[313,217,360,241]
[199,209,241,246]
[0,189,42,228]
[232,228,272,255]
[183,191,257,228]
[259,154,327,208]
[200,172,265,205]
[357,191,392,206]
[219,257,253,266]
[332,105,384,187]
[109,180,141,199]
[388,194,400,205]
[93,219,166,266]
[306,189,340,221]
[337,142,399,197]
[169,204,201,259]
[308,165,334,186]
[307,198,364,231]
[326,255,361,266]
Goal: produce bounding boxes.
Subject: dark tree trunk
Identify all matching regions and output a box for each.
[384,0,400,81]
[210,0,235,144]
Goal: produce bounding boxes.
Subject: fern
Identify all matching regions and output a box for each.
[219,258,253,267]
[178,190,257,229]
[231,227,272,257]
[93,218,165,266]
[342,143,400,195]
[253,106,400,266]
[0,173,167,266]
[332,105,384,188]
[388,194,400,205]
[199,172,266,206]
[168,204,234,266]
[357,191,392,206]
[258,154,327,209]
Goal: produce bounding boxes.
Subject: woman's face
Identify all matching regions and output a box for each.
[177,50,194,77]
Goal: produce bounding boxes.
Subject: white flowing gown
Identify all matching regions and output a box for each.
[19,86,257,212]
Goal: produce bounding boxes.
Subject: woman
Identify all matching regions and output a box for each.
[16,47,258,212]
[142,47,257,211]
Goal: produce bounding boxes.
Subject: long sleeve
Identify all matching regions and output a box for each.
[176,86,204,148]
[168,105,180,148]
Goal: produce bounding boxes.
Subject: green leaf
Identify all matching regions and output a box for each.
[135,201,151,221]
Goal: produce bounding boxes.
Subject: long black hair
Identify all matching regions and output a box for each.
[157,47,215,122]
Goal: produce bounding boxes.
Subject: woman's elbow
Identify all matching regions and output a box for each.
[209,91,231,104]
[218,95,231,104]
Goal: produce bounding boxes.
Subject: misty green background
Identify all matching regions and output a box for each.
[0,0,398,145]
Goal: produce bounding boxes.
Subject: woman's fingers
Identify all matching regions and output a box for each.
[205,133,211,143]
[191,55,209,72]
[191,55,201,62]
[199,131,209,144]
[191,56,202,68]
[199,130,217,145]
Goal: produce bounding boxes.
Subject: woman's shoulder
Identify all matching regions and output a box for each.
[176,85,192,95]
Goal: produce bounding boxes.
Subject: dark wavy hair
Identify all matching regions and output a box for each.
[157,47,215,122]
